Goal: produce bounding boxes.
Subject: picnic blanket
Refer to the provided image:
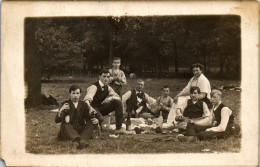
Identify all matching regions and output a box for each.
[122,134,179,142]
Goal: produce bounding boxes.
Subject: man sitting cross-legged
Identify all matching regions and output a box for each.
[55,85,98,150]
[83,70,132,135]
[174,86,211,130]
[122,79,156,119]
[152,85,174,122]
[181,89,240,141]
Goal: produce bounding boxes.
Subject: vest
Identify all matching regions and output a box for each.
[213,103,234,127]
[62,100,88,126]
[183,99,204,118]
[91,82,109,107]
[126,89,147,114]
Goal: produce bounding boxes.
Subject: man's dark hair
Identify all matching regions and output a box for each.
[191,63,204,71]
[112,57,121,62]
[99,69,111,76]
[69,85,82,93]
[163,85,169,90]
[190,86,201,94]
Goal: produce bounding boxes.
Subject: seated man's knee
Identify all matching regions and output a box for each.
[112,99,122,106]
[62,123,74,129]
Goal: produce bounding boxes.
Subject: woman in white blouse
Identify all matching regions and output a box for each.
[167,63,211,125]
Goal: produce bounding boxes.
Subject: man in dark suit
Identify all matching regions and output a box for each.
[55,85,98,150]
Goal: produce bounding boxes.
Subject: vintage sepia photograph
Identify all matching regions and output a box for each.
[1,1,258,166]
[25,16,241,154]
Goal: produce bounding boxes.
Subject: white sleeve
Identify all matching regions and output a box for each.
[120,71,127,85]
[122,91,132,111]
[197,75,211,97]
[206,107,232,132]
[178,78,192,96]
[83,85,97,103]
[108,86,120,98]
[178,99,188,115]
[202,102,210,117]
[145,93,157,106]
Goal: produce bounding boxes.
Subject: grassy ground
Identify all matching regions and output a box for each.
[26,77,241,154]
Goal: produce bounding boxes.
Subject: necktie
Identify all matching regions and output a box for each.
[137,92,143,98]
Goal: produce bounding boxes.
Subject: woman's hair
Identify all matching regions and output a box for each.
[191,63,204,71]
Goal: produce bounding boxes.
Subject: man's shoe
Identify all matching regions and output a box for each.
[114,128,133,135]
[79,139,89,149]
[71,141,79,151]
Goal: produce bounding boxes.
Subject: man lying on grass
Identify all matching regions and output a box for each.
[83,70,132,135]
[173,86,211,130]
[179,89,240,142]
[55,85,99,150]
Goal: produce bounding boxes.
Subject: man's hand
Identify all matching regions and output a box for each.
[58,103,69,117]
[175,115,184,121]
[91,118,99,125]
[156,106,161,111]
[113,76,119,81]
[89,106,97,116]
[117,77,122,82]
[188,119,194,124]
[161,105,167,110]
[205,128,212,132]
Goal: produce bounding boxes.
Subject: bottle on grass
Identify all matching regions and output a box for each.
[157,111,163,129]
[126,112,131,131]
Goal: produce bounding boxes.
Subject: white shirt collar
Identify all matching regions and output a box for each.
[192,100,198,104]
[99,80,105,87]
[135,89,141,93]
[72,101,78,108]
[112,68,120,72]
[213,101,222,110]
[193,73,203,80]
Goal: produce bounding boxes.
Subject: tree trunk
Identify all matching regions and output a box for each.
[155,54,159,78]
[173,41,179,73]
[196,48,199,62]
[220,54,224,74]
[25,19,42,108]
[101,60,103,69]
[202,44,207,72]
[109,23,113,65]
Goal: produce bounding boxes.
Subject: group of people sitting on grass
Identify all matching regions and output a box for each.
[55,57,240,150]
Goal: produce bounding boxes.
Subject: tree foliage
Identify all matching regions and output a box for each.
[32,16,241,79]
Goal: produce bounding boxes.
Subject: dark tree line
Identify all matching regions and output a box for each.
[25,16,241,107]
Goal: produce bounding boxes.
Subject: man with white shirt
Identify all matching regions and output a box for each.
[174,86,211,130]
[122,79,156,118]
[55,85,98,150]
[167,63,212,126]
[83,70,132,135]
[184,89,238,140]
